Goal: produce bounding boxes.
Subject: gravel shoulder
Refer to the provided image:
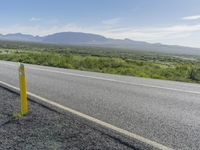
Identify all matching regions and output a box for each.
[0,87,152,150]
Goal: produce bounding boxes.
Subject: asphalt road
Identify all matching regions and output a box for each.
[0,87,144,150]
[1,60,200,149]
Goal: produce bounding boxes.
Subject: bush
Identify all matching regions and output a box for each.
[1,48,200,83]
[189,68,200,81]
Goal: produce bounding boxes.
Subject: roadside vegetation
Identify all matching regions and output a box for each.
[1,40,200,83]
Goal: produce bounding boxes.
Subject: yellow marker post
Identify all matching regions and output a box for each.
[18,63,28,115]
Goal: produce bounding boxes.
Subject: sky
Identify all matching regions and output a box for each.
[0,0,200,47]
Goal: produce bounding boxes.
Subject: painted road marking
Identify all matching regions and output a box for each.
[0,80,173,150]
[1,61,200,95]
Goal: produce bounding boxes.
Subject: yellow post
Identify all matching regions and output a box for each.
[18,63,28,115]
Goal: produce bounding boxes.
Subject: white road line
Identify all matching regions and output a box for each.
[1,61,200,95]
[0,80,173,150]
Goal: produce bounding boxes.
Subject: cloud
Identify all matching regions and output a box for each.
[182,15,200,20]
[0,24,97,36]
[0,22,200,47]
[99,24,200,47]
[102,18,121,26]
[1,23,200,39]
[29,17,41,22]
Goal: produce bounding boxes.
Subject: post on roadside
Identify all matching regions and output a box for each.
[18,63,28,115]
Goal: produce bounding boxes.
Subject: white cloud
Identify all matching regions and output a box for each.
[1,23,200,39]
[0,24,98,36]
[100,24,200,47]
[102,24,200,41]
[29,17,41,22]
[182,15,200,20]
[0,22,200,47]
[102,18,121,26]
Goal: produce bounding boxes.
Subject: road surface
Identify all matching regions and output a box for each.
[0,87,142,150]
[1,60,200,149]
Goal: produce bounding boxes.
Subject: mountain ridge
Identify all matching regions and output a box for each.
[0,32,200,55]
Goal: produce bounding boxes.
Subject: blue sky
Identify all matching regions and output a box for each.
[0,0,200,47]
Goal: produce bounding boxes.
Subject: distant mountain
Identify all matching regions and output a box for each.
[0,32,200,55]
[0,33,41,42]
[42,32,107,44]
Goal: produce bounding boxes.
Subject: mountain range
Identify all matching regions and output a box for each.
[0,32,200,55]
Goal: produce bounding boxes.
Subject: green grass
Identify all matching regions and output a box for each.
[1,40,200,83]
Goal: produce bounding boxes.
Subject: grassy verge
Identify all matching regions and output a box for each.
[1,40,200,83]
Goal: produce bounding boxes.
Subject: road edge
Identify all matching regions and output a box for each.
[0,80,173,150]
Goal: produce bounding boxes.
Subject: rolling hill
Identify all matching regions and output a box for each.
[0,32,200,55]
